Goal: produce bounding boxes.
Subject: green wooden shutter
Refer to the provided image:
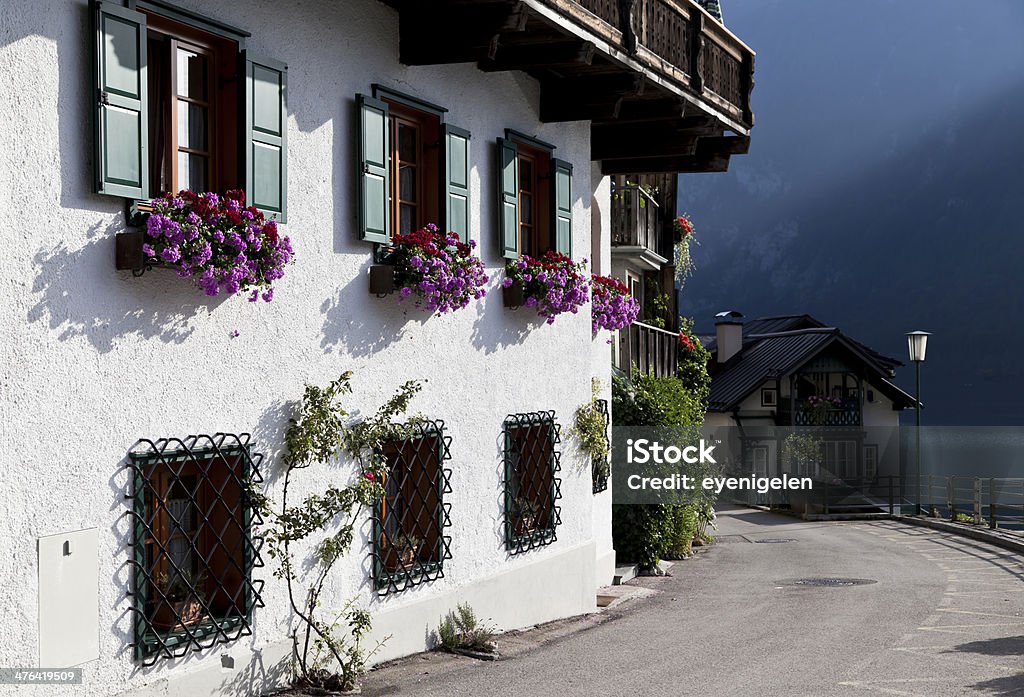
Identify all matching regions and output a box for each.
[443,125,471,243]
[497,137,519,259]
[552,158,573,258]
[244,54,288,222]
[93,2,148,199]
[358,95,390,244]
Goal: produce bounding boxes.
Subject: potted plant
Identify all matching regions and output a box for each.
[117,189,294,303]
[803,395,843,425]
[387,532,423,570]
[672,214,698,288]
[501,252,589,324]
[369,224,488,313]
[150,570,208,631]
[512,496,540,536]
[591,274,639,333]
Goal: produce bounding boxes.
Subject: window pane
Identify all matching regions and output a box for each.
[400,204,415,235]
[177,101,208,150]
[520,193,532,224]
[398,123,417,164]
[178,152,208,191]
[176,48,207,100]
[520,159,533,191]
[399,164,416,202]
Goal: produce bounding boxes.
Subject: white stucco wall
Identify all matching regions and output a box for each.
[0,0,613,694]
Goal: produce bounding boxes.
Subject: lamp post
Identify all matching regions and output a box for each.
[906,331,931,515]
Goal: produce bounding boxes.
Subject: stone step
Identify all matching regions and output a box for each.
[612,564,638,585]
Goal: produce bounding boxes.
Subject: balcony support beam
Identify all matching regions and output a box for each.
[601,153,730,175]
[398,1,528,65]
[479,40,596,72]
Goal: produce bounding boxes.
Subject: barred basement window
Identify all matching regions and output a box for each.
[126,433,265,665]
[372,421,452,595]
[592,399,610,494]
[503,411,562,554]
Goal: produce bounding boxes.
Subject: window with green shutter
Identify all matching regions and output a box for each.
[497,131,573,260]
[357,88,472,244]
[92,2,288,222]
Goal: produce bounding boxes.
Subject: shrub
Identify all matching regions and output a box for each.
[435,604,496,654]
[611,353,713,568]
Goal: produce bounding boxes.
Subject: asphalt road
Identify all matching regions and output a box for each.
[362,505,1024,696]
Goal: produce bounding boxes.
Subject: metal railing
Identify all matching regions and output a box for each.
[724,473,1024,532]
[919,476,1024,531]
[616,320,679,378]
[610,184,662,254]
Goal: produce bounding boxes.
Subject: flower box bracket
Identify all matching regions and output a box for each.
[502,280,524,309]
[369,264,396,297]
[115,229,160,277]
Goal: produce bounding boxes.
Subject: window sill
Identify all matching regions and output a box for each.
[374,559,444,595]
[137,614,247,658]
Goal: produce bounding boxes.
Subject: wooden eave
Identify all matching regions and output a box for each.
[380,0,755,174]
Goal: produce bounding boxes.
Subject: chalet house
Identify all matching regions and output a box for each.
[701,313,916,492]
[1,0,753,695]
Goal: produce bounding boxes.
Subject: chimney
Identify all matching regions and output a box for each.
[715,310,744,363]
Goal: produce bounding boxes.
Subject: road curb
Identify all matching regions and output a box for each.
[894,515,1024,555]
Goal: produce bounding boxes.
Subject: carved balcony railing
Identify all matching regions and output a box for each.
[611,184,664,257]
[780,399,863,428]
[615,321,679,379]
[565,0,754,129]
[389,0,754,173]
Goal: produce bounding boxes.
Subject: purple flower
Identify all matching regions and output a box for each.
[159,246,181,263]
[142,243,155,257]
[230,329,240,338]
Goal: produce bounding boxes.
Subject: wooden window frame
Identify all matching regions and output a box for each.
[864,444,879,482]
[514,141,552,257]
[384,100,440,240]
[144,11,240,196]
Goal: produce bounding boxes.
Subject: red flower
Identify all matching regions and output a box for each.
[678,332,696,352]
[363,471,376,482]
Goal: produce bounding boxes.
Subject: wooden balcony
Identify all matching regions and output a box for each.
[610,182,671,270]
[384,0,754,174]
[615,321,679,378]
[779,399,863,428]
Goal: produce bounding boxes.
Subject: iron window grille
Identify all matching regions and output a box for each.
[592,399,610,494]
[125,433,265,665]
[371,420,453,596]
[503,411,563,554]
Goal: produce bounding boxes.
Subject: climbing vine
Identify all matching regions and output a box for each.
[253,372,424,693]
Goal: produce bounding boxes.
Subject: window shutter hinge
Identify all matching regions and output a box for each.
[98,90,110,106]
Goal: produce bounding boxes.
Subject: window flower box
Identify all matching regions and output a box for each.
[369,224,487,313]
[368,264,396,296]
[501,279,525,309]
[502,252,589,324]
[591,274,639,332]
[117,190,293,303]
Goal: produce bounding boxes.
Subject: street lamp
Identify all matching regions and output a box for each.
[906,331,931,515]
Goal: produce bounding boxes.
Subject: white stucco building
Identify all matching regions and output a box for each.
[0,0,754,694]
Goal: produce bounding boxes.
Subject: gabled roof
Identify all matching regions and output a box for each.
[706,316,913,412]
